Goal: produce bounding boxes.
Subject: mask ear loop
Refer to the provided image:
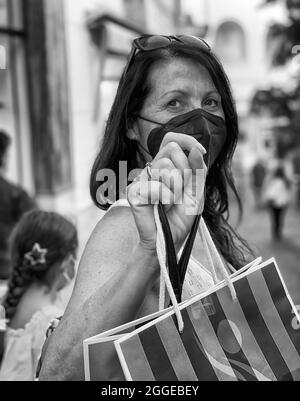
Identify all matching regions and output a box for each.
[138,142,152,158]
[137,115,165,127]
[61,254,76,286]
[134,115,166,158]
[62,271,72,286]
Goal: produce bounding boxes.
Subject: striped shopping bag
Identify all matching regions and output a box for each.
[83,206,300,381]
[83,257,262,381]
[83,308,173,381]
[114,258,300,382]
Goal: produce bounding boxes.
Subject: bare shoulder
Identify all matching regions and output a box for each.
[70,206,139,306]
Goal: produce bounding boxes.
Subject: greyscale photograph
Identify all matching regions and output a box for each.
[0,0,300,383]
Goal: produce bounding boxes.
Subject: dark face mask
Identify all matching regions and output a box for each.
[142,109,227,169]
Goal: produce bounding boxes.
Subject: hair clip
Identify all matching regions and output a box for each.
[24,243,48,266]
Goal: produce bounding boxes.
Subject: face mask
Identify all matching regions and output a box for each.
[60,254,76,289]
[141,109,227,169]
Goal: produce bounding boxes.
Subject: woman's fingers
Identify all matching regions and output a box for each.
[188,146,208,175]
[153,141,190,172]
[159,132,206,157]
[136,157,184,205]
[184,147,207,216]
[153,132,207,177]
[151,162,183,205]
[129,131,208,213]
[128,179,175,212]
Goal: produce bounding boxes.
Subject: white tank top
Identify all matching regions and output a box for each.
[109,199,215,301]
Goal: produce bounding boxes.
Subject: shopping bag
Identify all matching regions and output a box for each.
[84,307,176,381]
[83,202,300,381]
[83,257,262,381]
[115,258,300,382]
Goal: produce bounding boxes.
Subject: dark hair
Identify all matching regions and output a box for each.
[0,130,11,168]
[3,210,78,322]
[274,166,285,179]
[274,166,291,188]
[90,38,254,269]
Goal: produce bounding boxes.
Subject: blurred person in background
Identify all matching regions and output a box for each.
[232,131,248,202]
[264,165,292,241]
[0,210,78,381]
[251,159,267,209]
[0,130,36,281]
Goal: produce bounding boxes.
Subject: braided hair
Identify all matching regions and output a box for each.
[3,210,78,322]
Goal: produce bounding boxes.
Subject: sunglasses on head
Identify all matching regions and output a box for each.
[124,35,211,76]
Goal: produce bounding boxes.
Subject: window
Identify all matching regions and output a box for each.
[0,0,33,190]
[215,21,247,64]
[0,0,8,27]
[88,14,145,122]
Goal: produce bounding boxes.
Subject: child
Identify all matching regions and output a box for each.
[0,210,78,381]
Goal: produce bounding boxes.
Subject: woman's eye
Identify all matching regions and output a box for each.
[166,99,181,108]
[203,98,219,108]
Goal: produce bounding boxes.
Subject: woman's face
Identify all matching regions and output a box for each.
[131,58,225,162]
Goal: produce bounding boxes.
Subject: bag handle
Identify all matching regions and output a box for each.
[157,203,202,304]
[154,205,237,333]
[199,220,237,301]
[154,204,184,332]
[155,203,201,332]
[157,203,182,303]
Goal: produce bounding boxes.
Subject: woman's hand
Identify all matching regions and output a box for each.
[128,133,207,253]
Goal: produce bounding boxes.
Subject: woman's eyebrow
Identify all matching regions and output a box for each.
[205,90,221,97]
[161,89,189,98]
[160,89,221,99]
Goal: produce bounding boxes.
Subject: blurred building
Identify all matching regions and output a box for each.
[0,0,184,223]
[193,0,287,170]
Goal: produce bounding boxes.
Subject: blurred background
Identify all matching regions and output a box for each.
[0,0,300,304]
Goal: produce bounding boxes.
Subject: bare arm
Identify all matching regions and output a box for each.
[39,207,159,381]
[39,133,206,381]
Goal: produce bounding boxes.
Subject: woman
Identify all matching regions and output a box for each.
[0,210,78,381]
[39,35,252,381]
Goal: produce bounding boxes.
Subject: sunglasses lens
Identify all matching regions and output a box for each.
[126,35,211,76]
[137,35,171,51]
[178,35,211,50]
